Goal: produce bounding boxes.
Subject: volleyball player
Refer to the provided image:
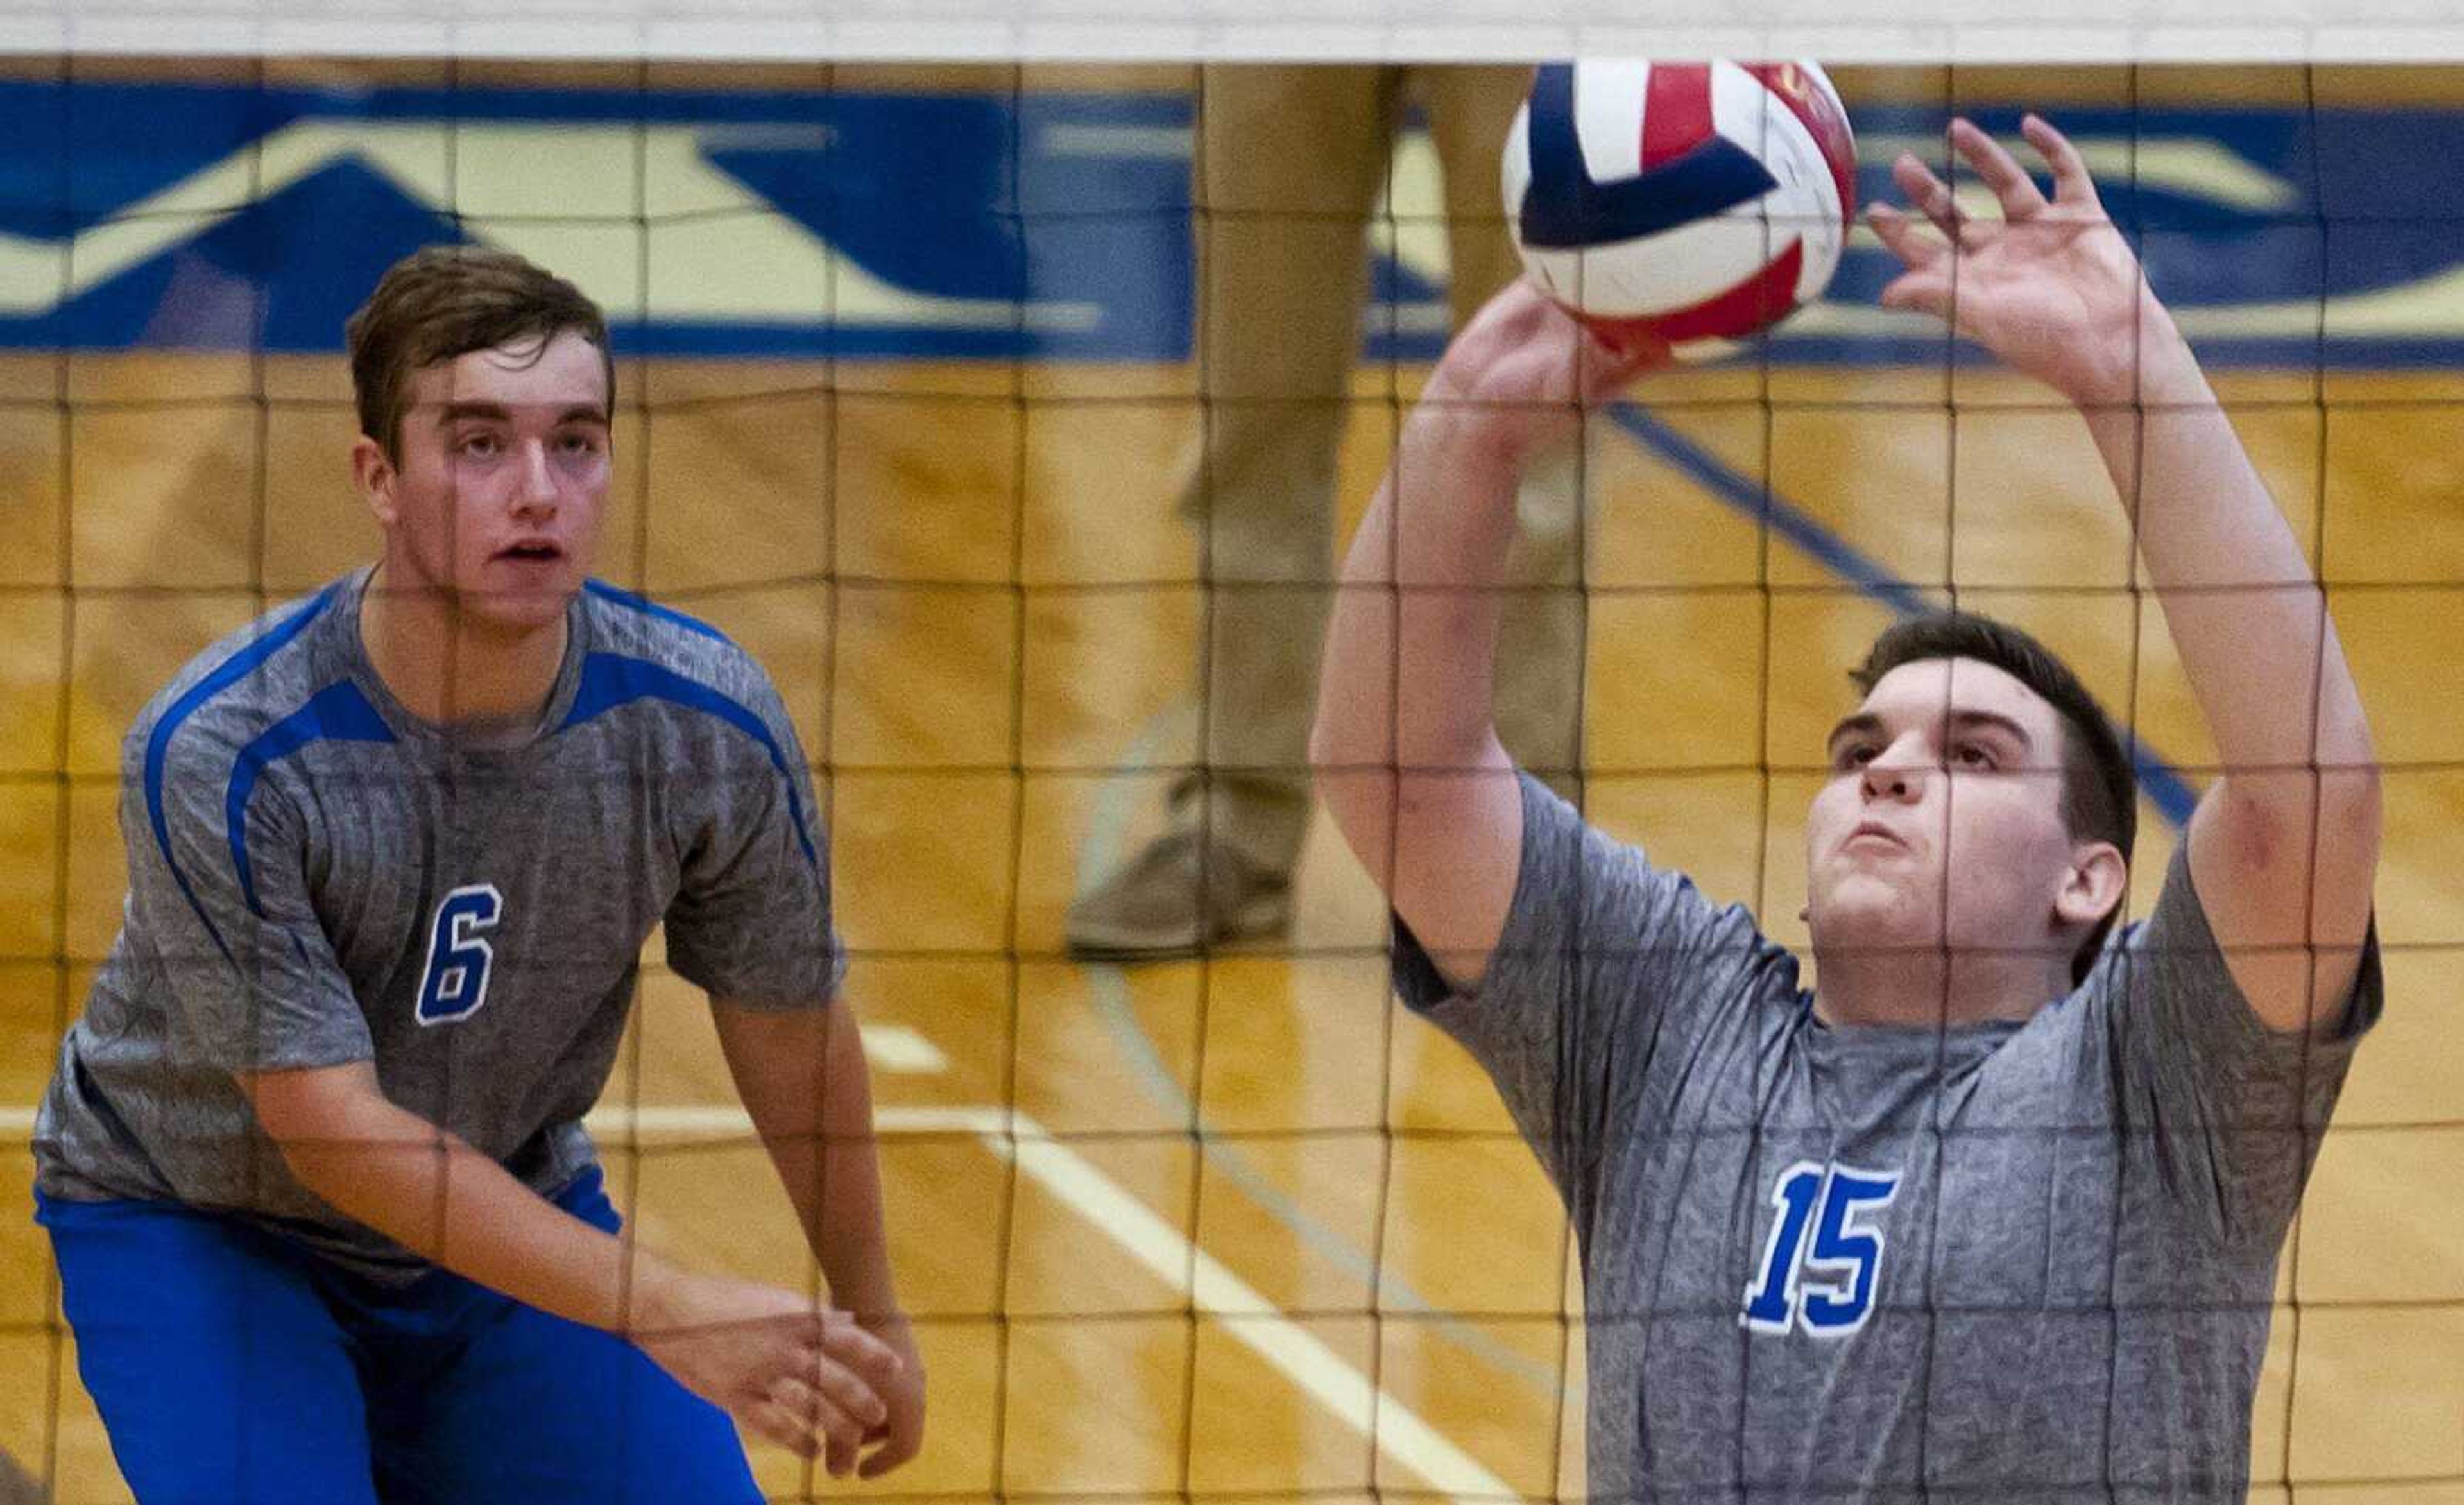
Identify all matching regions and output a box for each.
[33,246,924,1502]
[1310,114,2381,1495]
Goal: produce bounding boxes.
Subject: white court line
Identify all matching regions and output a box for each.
[3,1097,1521,1504]
[583,1105,1525,1502]
[859,1023,950,1074]
[982,1111,1523,1505]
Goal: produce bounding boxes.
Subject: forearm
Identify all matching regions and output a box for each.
[270,1090,679,1332]
[1311,404,1531,900]
[719,1002,900,1317]
[809,1006,897,1315]
[2082,302,2378,1019]
[1314,404,1530,777]
[2080,303,2374,781]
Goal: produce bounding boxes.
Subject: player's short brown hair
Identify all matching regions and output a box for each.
[1851,612,2138,985]
[345,245,611,461]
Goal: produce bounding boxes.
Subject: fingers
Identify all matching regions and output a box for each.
[801,1348,891,1440]
[744,1379,862,1468]
[854,1314,927,1479]
[859,1411,924,1479]
[1947,116,2050,221]
[1891,150,1974,248]
[735,1313,895,1476]
[748,1367,879,1477]
[1865,202,1956,322]
[2021,112,2100,206]
[811,1310,903,1389]
[1575,319,1670,400]
[1893,116,2087,243]
[796,1314,900,1475]
[1863,201,1943,274]
[1933,114,2100,218]
[1876,270,1951,321]
[1461,275,1559,350]
[857,1381,925,1481]
[744,1398,823,1460]
[820,1395,862,1481]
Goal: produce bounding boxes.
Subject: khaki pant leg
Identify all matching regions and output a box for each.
[1180,64,1396,871]
[1419,65,1586,791]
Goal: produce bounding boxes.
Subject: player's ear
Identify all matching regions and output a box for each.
[352,434,400,526]
[2055,841,2127,932]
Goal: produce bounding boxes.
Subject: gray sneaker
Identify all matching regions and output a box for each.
[1064,829,1292,961]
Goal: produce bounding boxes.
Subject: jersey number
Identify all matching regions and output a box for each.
[416,884,504,1026]
[1740,1160,1902,1337]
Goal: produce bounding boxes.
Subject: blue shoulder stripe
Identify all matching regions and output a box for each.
[143,583,342,963]
[225,679,395,916]
[556,651,817,873]
[583,579,731,645]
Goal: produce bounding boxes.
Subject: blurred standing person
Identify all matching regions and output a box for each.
[1069,64,1585,958]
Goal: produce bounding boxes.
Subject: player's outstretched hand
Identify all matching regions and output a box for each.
[1867,114,2169,407]
[1417,278,1670,468]
[634,1271,903,1475]
[855,1309,927,1478]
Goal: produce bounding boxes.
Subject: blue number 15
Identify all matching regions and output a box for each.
[1741,1160,1901,1337]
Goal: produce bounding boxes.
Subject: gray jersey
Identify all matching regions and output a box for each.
[35,571,842,1277]
[1395,775,2380,1502]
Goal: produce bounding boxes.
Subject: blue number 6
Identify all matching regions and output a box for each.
[416,884,503,1026]
[1741,1160,1901,1337]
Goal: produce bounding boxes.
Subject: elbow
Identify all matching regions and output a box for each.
[2320,689,2383,843]
[1308,696,1399,870]
[237,1065,398,1192]
[1306,638,1362,770]
[255,1114,355,1208]
[2211,753,2382,877]
[1306,707,1342,786]
[241,1072,324,1148]
[2301,716,2383,852]
[2325,755,2383,851]
[2336,728,2383,801]
[1307,680,1383,796]
[1307,711,1360,839]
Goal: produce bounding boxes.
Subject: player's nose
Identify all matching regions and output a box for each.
[1860,739,1929,803]
[511,439,559,514]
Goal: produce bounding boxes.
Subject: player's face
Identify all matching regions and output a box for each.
[373,329,611,635]
[1802,657,2087,973]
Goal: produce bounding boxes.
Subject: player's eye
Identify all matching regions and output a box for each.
[556,429,603,458]
[455,431,501,460]
[1832,742,1878,771]
[1951,742,1997,770]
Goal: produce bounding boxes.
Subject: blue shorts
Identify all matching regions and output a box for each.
[38,1167,764,1505]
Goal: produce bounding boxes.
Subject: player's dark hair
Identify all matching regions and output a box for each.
[1852,612,2137,985]
[346,245,612,462]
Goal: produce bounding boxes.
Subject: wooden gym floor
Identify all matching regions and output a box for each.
[0,61,2457,1505]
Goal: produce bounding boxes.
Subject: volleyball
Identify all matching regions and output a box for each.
[1502,60,1859,358]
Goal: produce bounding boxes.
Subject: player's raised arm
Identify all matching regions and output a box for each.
[1870,114,2381,1031]
[1309,282,1663,989]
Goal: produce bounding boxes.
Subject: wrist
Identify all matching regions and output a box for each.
[860,1303,913,1335]
[1403,402,1543,490]
[825,1261,900,1321]
[625,1249,689,1334]
[2069,289,2196,409]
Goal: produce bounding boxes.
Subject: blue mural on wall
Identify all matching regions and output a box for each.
[2,78,2460,365]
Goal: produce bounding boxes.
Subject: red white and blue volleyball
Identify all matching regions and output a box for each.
[1502,60,1859,359]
